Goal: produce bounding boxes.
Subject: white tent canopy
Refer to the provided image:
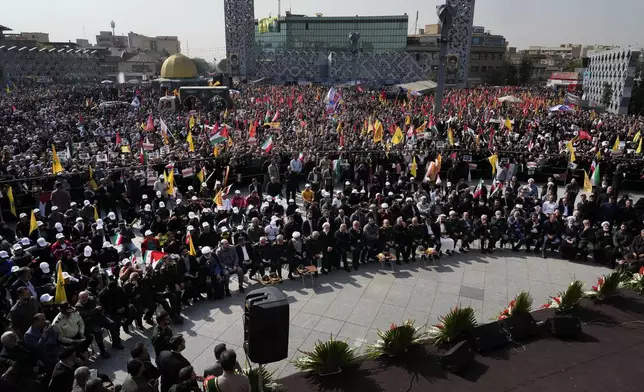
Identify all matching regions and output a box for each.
[396,80,437,95]
[498,95,523,103]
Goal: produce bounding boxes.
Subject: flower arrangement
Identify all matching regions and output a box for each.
[294,335,360,375]
[366,319,429,358]
[541,280,584,312]
[625,266,644,294]
[497,291,533,320]
[584,271,627,299]
[428,306,477,346]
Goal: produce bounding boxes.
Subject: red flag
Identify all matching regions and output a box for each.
[488,128,495,150]
[297,94,303,103]
[145,114,154,131]
[11,105,16,112]
[357,86,364,93]
[388,123,395,135]
[115,131,121,145]
[448,152,457,160]
[79,114,84,123]
[578,130,592,141]
[339,130,345,147]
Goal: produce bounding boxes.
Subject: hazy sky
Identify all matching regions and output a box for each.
[4,0,643,60]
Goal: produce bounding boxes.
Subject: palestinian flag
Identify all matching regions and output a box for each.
[111,233,123,245]
[143,250,166,268]
[210,132,226,145]
[261,136,273,152]
[473,179,485,198]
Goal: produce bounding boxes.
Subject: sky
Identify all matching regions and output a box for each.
[4,0,644,61]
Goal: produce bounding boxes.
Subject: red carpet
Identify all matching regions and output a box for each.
[279,291,644,392]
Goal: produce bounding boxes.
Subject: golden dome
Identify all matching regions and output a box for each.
[160,53,198,79]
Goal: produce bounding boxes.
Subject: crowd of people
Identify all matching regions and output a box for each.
[1,80,644,392]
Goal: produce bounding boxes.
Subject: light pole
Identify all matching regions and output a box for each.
[433,3,455,114]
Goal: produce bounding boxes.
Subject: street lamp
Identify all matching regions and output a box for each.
[433,3,455,114]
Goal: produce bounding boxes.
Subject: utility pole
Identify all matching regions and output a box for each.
[434,4,455,115]
[278,0,281,17]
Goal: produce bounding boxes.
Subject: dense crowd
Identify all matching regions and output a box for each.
[1,81,644,392]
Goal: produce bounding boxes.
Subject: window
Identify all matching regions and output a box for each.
[481,66,488,72]
[471,66,479,73]
[471,53,480,60]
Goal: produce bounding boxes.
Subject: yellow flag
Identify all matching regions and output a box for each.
[29,211,39,234]
[189,115,196,129]
[435,153,442,173]
[385,140,391,158]
[336,121,343,132]
[392,126,404,145]
[88,166,99,190]
[633,130,641,143]
[188,234,197,256]
[475,134,480,148]
[596,150,602,159]
[54,261,67,304]
[488,154,499,176]
[368,118,374,134]
[405,116,411,125]
[165,170,175,195]
[94,205,99,221]
[410,156,417,178]
[214,80,221,86]
[197,167,205,183]
[140,122,146,130]
[373,120,383,143]
[505,118,513,130]
[612,136,620,152]
[227,136,233,148]
[213,189,223,206]
[7,186,16,217]
[187,130,195,152]
[583,170,592,193]
[52,145,64,174]
[447,128,455,146]
[120,145,131,153]
[637,138,642,154]
[214,145,220,157]
[567,140,576,162]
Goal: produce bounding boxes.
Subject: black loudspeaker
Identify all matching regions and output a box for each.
[503,313,538,341]
[244,287,289,364]
[472,321,511,352]
[440,340,474,373]
[546,316,581,338]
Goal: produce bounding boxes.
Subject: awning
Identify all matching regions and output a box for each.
[396,80,437,95]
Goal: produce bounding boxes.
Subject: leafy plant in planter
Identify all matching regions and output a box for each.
[541,280,584,312]
[293,335,360,375]
[584,271,628,299]
[497,291,533,320]
[366,319,429,358]
[242,364,282,392]
[428,307,477,346]
[625,266,644,294]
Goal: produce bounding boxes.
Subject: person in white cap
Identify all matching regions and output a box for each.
[15,212,30,238]
[48,205,65,230]
[10,243,32,267]
[231,189,246,210]
[72,216,89,241]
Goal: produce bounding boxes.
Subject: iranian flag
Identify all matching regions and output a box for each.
[111,233,123,245]
[143,250,166,268]
[261,136,273,152]
[298,152,304,161]
[139,147,148,164]
[210,132,226,145]
[473,179,485,198]
[490,180,503,197]
[590,161,600,186]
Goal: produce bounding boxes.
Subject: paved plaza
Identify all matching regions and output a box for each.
[95,249,612,382]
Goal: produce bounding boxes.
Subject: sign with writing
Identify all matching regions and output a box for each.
[160,146,170,155]
[96,154,108,162]
[147,177,157,186]
[108,152,118,159]
[462,155,472,162]
[435,141,446,148]
[500,157,510,164]
[89,142,97,148]
[79,153,90,160]
[181,168,194,177]
[142,142,154,151]
[74,143,83,150]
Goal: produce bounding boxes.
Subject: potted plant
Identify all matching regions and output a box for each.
[366,319,429,358]
[240,365,283,392]
[293,335,360,376]
[497,291,533,320]
[428,306,477,346]
[625,266,644,294]
[541,280,584,313]
[584,271,628,300]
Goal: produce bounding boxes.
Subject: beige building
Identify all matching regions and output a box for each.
[526,44,583,59]
[407,24,507,85]
[3,31,49,43]
[127,32,180,54]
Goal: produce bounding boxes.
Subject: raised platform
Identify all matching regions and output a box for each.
[279,291,644,392]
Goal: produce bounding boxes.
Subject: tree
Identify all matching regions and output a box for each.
[563,59,583,72]
[216,58,229,74]
[601,82,613,109]
[191,58,211,75]
[518,58,533,85]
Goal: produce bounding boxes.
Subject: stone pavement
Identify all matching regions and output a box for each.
[95,249,611,382]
